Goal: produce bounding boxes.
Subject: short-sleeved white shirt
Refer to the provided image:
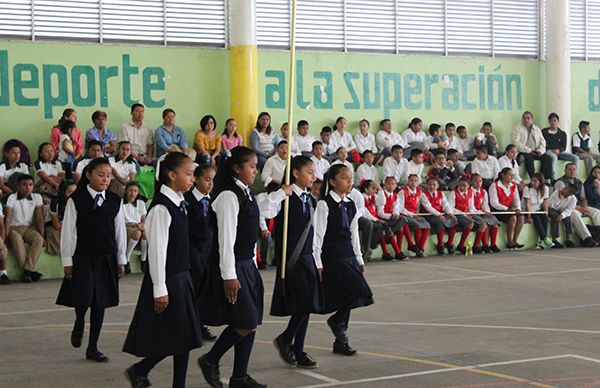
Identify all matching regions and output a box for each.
[0,162,29,180]
[522,185,548,211]
[34,160,63,182]
[109,157,137,180]
[123,199,147,224]
[6,192,43,226]
[119,121,154,156]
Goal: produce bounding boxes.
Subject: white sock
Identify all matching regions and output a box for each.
[126,239,139,262]
[0,270,7,276]
[140,240,148,262]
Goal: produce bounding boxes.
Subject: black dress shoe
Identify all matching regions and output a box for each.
[395,252,408,261]
[436,246,446,256]
[445,243,455,255]
[228,375,267,388]
[381,253,394,261]
[20,271,32,283]
[332,341,357,356]
[408,245,420,253]
[273,336,297,367]
[201,326,217,341]
[124,263,131,275]
[71,330,83,348]
[326,316,348,344]
[490,244,501,253]
[86,350,109,362]
[125,365,152,388]
[198,354,223,388]
[295,352,318,368]
[0,273,11,285]
[565,240,576,248]
[30,271,43,282]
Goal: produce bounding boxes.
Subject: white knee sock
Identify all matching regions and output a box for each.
[140,240,148,262]
[126,239,139,263]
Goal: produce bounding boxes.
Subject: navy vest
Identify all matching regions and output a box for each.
[150,192,191,275]
[184,190,213,250]
[273,192,314,263]
[574,133,590,152]
[71,187,120,256]
[322,194,357,259]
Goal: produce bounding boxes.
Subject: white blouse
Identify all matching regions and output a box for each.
[123,199,147,224]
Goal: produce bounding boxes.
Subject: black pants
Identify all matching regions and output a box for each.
[519,152,553,180]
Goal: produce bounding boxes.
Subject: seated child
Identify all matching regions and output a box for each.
[261,140,288,191]
[397,174,430,257]
[489,167,525,250]
[292,120,316,157]
[108,141,137,197]
[457,125,475,160]
[319,126,337,162]
[403,149,425,185]
[421,177,458,255]
[310,141,331,181]
[471,174,500,253]
[444,123,461,152]
[34,142,65,202]
[355,150,379,187]
[471,145,500,189]
[547,183,578,248]
[522,173,553,249]
[72,140,104,183]
[428,150,460,190]
[425,123,447,154]
[0,140,30,198]
[475,122,499,157]
[498,144,524,189]
[354,119,379,162]
[0,205,9,284]
[358,180,385,262]
[447,149,466,177]
[383,145,408,186]
[447,178,485,254]
[331,147,355,181]
[375,176,407,261]
[572,120,600,176]
[122,182,148,274]
[46,179,77,256]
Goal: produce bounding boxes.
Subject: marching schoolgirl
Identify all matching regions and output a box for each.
[270,156,323,368]
[56,157,126,362]
[198,146,267,388]
[471,174,500,253]
[314,164,374,356]
[122,181,148,274]
[397,174,431,257]
[489,167,524,250]
[421,177,458,256]
[123,152,202,388]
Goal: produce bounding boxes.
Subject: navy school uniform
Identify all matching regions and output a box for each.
[123,185,202,357]
[184,187,213,298]
[56,186,125,309]
[314,192,374,314]
[270,186,323,317]
[200,180,264,329]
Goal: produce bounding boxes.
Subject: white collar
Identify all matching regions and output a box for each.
[160,184,185,206]
[384,189,395,196]
[235,178,250,192]
[292,184,307,197]
[407,187,417,194]
[192,187,210,202]
[87,185,105,200]
[329,191,349,203]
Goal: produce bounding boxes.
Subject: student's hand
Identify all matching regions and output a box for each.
[317,268,323,282]
[360,265,365,274]
[154,295,169,313]
[224,279,241,304]
[260,230,271,238]
[118,265,125,278]
[64,266,73,280]
[514,208,521,215]
[280,184,293,196]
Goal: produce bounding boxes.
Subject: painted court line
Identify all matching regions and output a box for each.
[297,371,341,384]
[405,261,508,276]
[518,251,600,262]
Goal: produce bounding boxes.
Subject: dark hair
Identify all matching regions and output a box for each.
[470,173,482,180]
[320,163,349,199]
[407,174,419,181]
[410,148,423,159]
[59,119,76,135]
[255,112,272,135]
[426,176,438,184]
[56,179,76,218]
[482,121,492,128]
[391,144,403,153]
[408,117,422,129]
[57,108,76,127]
[379,119,391,129]
[456,125,466,132]
[162,108,176,119]
[384,175,397,183]
[522,111,534,119]
[359,179,374,193]
[475,144,489,153]
[359,119,370,128]
[91,110,107,122]
[504,144,517,153]
[579,120,590,130]
[86,140,103,150]
[194,164,215,178]
[200,115,217,132]
[78,157,111,188]
[447,148,459,157]
[151,152,191,200]
[297,120,309,129]
[458,177,471,185]
[277,140,288,148]
[362,150,374,158]
[290,155,314,185]
[529,173,546,196]
[37,142,53,162]
[564,184,578,195]
[336,147,347,155]
[312,140,323,149]
[333,116,346,131]
[223,118,239,138]
[17,174,34,184]
[131,103,144,113]
[548,112,559,121]
[213,146,257,199]
[320,126,332,134]
[123,181,141,204]
[429,123,441,135]
[445,122,456,130]
[117,141,134,163]
[497,167,513,182]
[433,149,447,157]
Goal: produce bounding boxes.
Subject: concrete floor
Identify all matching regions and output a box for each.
[2,248,600,388]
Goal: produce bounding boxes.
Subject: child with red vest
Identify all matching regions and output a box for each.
[358,180,388,262]
[447,177,487,254]
[421,177,458,255]
[489,167,524,250]
[471,174,500,253]
[398,174,430,257]
[375,176,408,261]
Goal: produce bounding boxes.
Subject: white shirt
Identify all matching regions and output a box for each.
[404,160,424,184]
[331,159,354,179]
[548,189,577,218]
[457,136,474,153]
[292,134,316,155]
[310,155,330,181]
[402,129,426,145]
[58,134,74,162]
[522,185,548,211]
[0,162,29,180]
[572,132,591,149]
[109,156,137,180]
[375,189,401,219]
[471,155,500,180]
[421,190,453,216]
[257,184,307,230]
[322,141,338,156]
[123,199,147,224]
[489,181,521,211]
[6,192,43,226]
[34,160,63,183]
[119,120,154,156]
[261,154,286,187]
[498,155,522,184]
[313,191,363,269]
[74,158,92,175]
[212,179,258,280]
[330,130,357,152]
[446,136,462,152]
[447,190,477,214]
[60,185,127,268]
[354,132,378,154]
[383,156,408,183]
[425,135,447,150]
[472,188,491,213]
[376,130,406,152]
[355,163,379,185]
[348,188,366,218]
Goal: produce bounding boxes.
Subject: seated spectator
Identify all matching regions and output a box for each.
[542,113,578,182]
[310,141,330,181]
[447,149,466,176]
[425,123,447,153]
[34,142,64,203]
[155,108,194,159]
[383,145,408,185]
[355,150,379,187]
[72,140,104,183]
[250,111,276,169]
[194,115,222,167]
[471,145,500,189]
[375,175,407,261]
[119,103,154,166]
[498,144,524,188]
[122,182,148,274]
[354,119,378,162]
[319,126,337,161]
[511,111,552,179]
[376,119,407,156]
[221,118,243,155]
[489,167,524,250]
[572,120,600,176]
[522,173,553,249]
[358,179,385,262]
[428,150,460,190]
[445,178,476,255]
[421,177,458,255]
[0,140,30,198]
[548,183,578,248]
[456,125,476,160]
[331,147,354,180]
[474,122,499,158]
[5,174,45,283]
[261,140,287,191]
[444,123,462,154]
[46,179,77,256]
[471,173,500,253]
[0,205,8,284]
[108,141,137,197]
[273,122,289,145]
[292,120,316,157]
[402,117,427,158]
[584,166,600,209]
[330,116,360,162]
[404,149,425,185]
[86,110,117,155]
[398,174,431,257]
[50,108,84,160]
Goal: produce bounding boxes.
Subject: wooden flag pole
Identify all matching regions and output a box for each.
[280,0,297,281]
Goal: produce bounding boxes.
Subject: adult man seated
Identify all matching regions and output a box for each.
[512,111,552,181]
[119,103,154,166]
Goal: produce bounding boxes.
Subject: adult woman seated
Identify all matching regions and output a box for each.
[50,108,84,160]
[193,115,222,166]
[155,108,196,160]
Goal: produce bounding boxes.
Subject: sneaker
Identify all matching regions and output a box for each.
[228,375,267,388]
[565,240,576,248]
[436,246,445,256]
[445,243,455,255]
[416,250,427,258]
[490,244,501,253]
[535,240,545,250]
[505,243,515,251]
[0,274,10,285]
[552,240,564,249]
[543,237,554,249]
[515,243,525,249]
[482,245,491,254]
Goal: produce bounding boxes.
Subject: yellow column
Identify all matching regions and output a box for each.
[229,0,258,145]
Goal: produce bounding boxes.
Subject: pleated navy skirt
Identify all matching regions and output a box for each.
[320,255,374,314]
[190,244,211,299]
[270,254,323,317]
[122,271,202,357]
[201,259,264,329]
[56,253,119,309]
